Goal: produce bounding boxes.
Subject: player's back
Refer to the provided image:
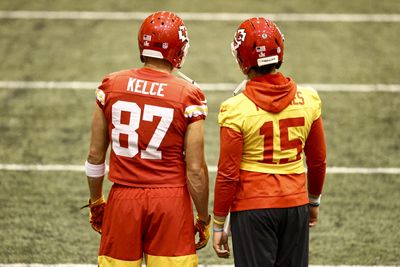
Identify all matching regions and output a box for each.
[219,85,321,174]
[96,67,207,187]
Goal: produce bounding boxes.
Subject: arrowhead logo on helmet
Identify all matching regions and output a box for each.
[232,29,247,50]
[178,25,189,42]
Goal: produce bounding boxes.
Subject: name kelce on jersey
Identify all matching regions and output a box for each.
[127,77,167,97]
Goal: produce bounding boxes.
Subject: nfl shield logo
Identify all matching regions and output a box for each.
[162,43,169,49]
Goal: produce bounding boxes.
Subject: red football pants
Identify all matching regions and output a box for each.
[98,184,198,267]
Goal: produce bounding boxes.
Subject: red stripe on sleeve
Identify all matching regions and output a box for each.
[213,127,243,217]
[304,117,327,196]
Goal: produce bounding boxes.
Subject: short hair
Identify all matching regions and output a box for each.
[250,62,282,75]
[142,56,173,68]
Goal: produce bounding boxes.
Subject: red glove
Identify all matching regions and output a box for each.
[82,195,106,234]
[194,215,211,250]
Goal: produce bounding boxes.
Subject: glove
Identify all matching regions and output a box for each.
[194,215,211,250]
[81,195,106,234]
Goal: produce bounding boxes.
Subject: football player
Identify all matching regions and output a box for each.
[212,18,327,266]
[84,11,210,267]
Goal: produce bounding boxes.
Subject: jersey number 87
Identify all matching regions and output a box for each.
[111,100,174,160]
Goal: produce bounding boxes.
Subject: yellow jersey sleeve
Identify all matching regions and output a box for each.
[218,95,247,133]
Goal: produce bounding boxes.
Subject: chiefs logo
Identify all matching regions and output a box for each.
[232,29,246,50]
[178,25,189,42]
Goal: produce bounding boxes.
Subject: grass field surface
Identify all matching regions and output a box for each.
[0,0,399,265]
[1,20,399,83]
[1,171,399,264]
[1,0,400,13]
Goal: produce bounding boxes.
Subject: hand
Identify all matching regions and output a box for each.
[213,230,230,258]
[194,215,211,250]
[82,195,106,234]
[309,205,319,227]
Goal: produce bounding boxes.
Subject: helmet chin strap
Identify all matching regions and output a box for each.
[230,41,248,96]
[176,71,200,88]
[233,79,248,96]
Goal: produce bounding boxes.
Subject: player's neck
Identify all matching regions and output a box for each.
[143,58,173,74]
[247,68,277,79]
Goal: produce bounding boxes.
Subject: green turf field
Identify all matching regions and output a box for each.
[1,0,400,13]
[0,0,399,265]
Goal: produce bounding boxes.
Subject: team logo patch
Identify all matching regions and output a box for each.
[262,33,268,39]
[232,29,246,50]
[95,89,105,106]
[178,26,189,42]
[162,42,169,49]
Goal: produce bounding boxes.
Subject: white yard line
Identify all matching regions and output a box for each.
[0,81,99,90]
[326,167,400,175]
[1,81,400,92]
[0,164,399,175]
[0,264,397,267]
[0,11,400,22]
[0,164,84,172]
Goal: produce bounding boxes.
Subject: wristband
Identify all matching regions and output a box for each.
[213,218,225,225]
[85,161,106,177]
[196,215,211,225]
[309,194,321,207]
[213,227,224,232]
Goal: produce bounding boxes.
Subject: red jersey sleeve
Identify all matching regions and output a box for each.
[95,75,114,110]
[304,117,327,196]
[183,87,208,124]
[213,126,243,217]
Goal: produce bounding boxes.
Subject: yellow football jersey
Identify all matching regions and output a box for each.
[218,86,321,174]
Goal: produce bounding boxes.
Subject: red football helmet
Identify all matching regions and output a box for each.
[231,17,285,74]
[138,11,189,69]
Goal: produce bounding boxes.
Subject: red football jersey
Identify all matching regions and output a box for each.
[95,67,207,187]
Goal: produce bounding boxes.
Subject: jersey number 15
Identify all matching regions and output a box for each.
[259,117,305,164]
